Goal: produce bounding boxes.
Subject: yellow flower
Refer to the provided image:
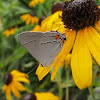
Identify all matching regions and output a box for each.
[32,25,41,31]
[20,14,39,25]
[41,11,62,32]
[36,0,100,89]
[3,70,30,100]
[29,0,45,7]
[31,18,45,31]
[22,92,59,100]
[3,28,17,37]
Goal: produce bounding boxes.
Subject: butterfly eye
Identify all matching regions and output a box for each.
[64,37,66,41]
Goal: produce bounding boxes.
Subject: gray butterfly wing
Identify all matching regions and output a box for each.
[18,31,63,67]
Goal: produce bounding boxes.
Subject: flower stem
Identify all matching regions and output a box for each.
[57,72,63,100]
[97,65,100,74]
[59,85,63,100]
[88,86,95,100]
[65,66,70,100]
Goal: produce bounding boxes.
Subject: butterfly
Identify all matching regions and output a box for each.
[18,31,66,67]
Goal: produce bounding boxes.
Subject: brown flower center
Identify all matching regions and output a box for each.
[62,0,100,30]
[51,2,63,14]
[30,13,35,17]
[4,73,12,85]
[22,93,37,100]
[38,17,45,25]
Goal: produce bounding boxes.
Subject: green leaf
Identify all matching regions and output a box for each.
[5,47,27,67]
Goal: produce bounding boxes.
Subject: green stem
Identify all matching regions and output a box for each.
[97,65,100,74]
[65,66,70,100]
[59,85,63,100]
[88,86,95,100]
[57,73,63,100]
[42,5,49,17]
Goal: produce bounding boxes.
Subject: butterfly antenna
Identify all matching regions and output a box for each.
[27,63,39,75]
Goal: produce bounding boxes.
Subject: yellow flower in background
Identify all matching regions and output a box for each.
[32,25,41,31]
[3,70,30,100]
[22,92,59,100]
[36,0,100,89]
[29,0,45,7]
[3,28,17,37]
[31,18,45,31]
[31,2,63,32]
[20,14,39,25]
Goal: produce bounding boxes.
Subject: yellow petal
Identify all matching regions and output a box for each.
[84,26,100,65]
[31,17,39,24]
[36,64,52,81]
[51,30,76,81]
[13,81,26,91]
[71,29,92,89]
[65,54,71,67]
[14,77,30,83]
[56,30,76,62]
[10,83,21,98]
[2,85,7,92]
[20,14,29,21]
[35,92,59,100]
[36,63,45,75]
[32,25,41,31]
[51,62,62,81]
[41,11,62,31]
[11,70,28,78]
[26,17,32,25]
[6,86,11,100]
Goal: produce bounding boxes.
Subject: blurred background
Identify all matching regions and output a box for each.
[0,0,100,100]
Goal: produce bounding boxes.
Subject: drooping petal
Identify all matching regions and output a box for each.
[11,70,28,78]
[20,14,29,21]
[13,81,26,91]
[51,62,62,81]
[71,29,92,89]
[84,26,100,65]
[2,85,7,92]
[14,77,30,83]
[10,83,21,98]
[51,30,76,81]
[26,17,32,25]
[65,54,71,67]
[6,86,11,100]
[36,63,52,81]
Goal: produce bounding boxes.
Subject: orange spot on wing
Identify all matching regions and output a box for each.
[61,39,65,43]
[55,35,60,39]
